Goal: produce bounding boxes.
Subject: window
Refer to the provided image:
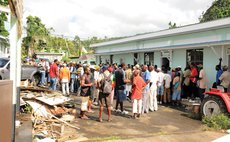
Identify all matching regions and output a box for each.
[99,56,102,64]
[186,49,203,66]
[144,52,154,65]
[134,53,138,65]
[110,55,113,64]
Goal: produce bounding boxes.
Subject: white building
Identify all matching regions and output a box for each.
[0,35,9,57]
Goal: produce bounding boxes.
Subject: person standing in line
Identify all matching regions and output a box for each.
[108,65,115,109]
[38,59,47,87]
[59,64,70,96]
[141,65,151,114]
[49,59,59,90]
[197,64,208,101]
[172,73,181,105]
[115,63,129,114]
[93,65,100,105]
[189,63,198,99]
[80,66,94,119]
[157,68,165,104]
[163,69,172,104]
[149,66,158,111]
[219,65,230,93]
[132,69,146,119]
[182,66,191,99]
[70,63,77,93]
[125,64,133,102]
[214,58,223,88]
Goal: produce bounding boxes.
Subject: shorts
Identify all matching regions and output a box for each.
[172,90,181,101]
[98,92,111,108]
[157,85,164,96]
[116,89,126,102]
[126,84,132,92]
[81,96,89,111]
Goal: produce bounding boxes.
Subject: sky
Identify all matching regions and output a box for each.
[23,0,214,39]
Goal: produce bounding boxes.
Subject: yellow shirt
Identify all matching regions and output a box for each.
[60,67,70,81]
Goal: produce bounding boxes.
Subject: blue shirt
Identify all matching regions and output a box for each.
[143,70,150,90]
[70,66,76,79]
[216,69,223,85]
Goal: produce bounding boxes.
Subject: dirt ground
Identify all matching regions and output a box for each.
[60,96,226,142]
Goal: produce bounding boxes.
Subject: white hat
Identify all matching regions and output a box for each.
[157,68,161,71]
[90,65,95,69]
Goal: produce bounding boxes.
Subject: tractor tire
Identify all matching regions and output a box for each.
[200,95,227,117]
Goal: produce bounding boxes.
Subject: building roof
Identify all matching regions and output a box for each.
[91,17,230,48]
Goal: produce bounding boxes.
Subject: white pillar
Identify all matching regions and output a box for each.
[9,15,18,106]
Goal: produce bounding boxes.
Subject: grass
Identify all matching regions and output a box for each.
[90,135,121,141]
[202,114,230,130]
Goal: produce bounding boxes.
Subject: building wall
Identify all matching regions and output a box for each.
[172,49,187,69]
[0,43,9,57]
[154,51,161,67]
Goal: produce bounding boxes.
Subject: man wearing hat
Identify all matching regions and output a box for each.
[219,65,230,93]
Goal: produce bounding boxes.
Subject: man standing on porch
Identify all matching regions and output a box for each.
[142,65,151,114]
[149,66,158,111]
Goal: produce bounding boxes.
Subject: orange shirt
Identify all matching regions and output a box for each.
[59,67,70,81]
[132,75,146,100]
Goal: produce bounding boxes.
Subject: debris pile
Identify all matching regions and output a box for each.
[19,86,80,141]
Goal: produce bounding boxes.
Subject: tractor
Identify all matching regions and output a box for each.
[201,88,230,117]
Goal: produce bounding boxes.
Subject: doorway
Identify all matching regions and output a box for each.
[162,57,169,70]
[110,55,113,64]
[134,53,138,65]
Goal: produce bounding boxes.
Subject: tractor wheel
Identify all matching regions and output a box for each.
[200,95,227,117]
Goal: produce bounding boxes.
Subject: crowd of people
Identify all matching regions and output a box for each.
[28,57,230,121]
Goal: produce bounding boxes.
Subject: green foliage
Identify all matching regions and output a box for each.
[22,104,33,113]
[22,15,110,59]
[200,0,230,22]
[61,55,71,62]
[0,12,9,37]
[202,114,230,130]
[168,21,177,29]
[0,0,8,6]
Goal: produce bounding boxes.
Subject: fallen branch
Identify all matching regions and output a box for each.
[48,112,80,130]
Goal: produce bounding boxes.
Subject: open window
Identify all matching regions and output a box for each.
[144,52,154,66]
[186,49,203,66]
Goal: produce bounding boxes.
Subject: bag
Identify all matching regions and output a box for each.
[174,81,180,90]
[101,73,113,95]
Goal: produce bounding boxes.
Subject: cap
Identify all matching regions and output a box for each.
[102,65,108,71]
[157,68,161,71]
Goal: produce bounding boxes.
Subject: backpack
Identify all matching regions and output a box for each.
[101,73,113,95]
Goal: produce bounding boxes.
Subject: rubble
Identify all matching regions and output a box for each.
[19,86,80,141]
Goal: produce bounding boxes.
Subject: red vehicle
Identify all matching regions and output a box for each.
[201,88,230,116]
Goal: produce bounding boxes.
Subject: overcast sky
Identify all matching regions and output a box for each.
[23,0,214,39]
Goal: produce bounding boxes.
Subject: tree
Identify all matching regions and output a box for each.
[22,16,50,56]
[168,21,177,29]
[199,0,230,22]
[0,0,9,37]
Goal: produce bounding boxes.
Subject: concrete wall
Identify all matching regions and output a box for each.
[172,49,187,69]
[154,51,161,67]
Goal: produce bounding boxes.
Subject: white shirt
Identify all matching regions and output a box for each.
[157,72,165,86]
[164,73,172,88]
[150,70,158,86]
[94,71,100,81]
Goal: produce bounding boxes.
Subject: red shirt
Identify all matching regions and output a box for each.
[49,63,58,78]
[190,67,198,83]
[132,75,146,100]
